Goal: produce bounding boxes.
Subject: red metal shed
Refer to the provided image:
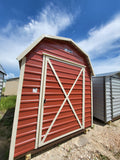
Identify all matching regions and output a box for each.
[9,35,94,160]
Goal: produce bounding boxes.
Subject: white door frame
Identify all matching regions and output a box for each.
[35,53,85,148]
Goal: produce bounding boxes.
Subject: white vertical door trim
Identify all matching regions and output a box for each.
[38,56,48,146]
[91,75,93,127]
[41,57,84,143]
[35,55,47,148]
[82,68,85,128]
[9,57,26,160]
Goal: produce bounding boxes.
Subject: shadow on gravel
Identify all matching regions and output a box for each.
[0,108,14,160]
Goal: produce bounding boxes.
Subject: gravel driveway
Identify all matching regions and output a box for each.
[32,119,120,160]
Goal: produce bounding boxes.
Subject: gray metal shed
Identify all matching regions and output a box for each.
[0,64,6,99]
[93,71,120,122]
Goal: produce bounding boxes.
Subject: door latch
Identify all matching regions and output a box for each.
[44,99,46,103]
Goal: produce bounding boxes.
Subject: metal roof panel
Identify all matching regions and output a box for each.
[94,71,120,77]
[0,64,6,75]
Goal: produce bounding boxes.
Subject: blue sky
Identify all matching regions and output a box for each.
[0,0,120,79]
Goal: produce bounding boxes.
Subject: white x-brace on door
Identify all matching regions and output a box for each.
[35,53,85,148]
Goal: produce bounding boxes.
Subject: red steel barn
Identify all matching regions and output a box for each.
[9,35,94,160]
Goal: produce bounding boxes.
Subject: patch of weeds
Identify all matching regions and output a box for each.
[57,144,61,147]
[98,154,110,160]
[107,121,112,126]
[2,87,5,92]
[0,96,16,111]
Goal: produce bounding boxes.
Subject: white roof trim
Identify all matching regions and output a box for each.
[17,35,94,75]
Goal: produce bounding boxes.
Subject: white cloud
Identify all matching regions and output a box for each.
[5,73,15,80]
[23,4,72,41]
[0,3,73,77]
[78,14,120,59]
[93,55,120,74]
[77,14,120,74]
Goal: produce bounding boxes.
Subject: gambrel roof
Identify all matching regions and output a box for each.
[17,35,94,75]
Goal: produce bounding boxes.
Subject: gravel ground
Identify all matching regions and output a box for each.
[32,119,120,160]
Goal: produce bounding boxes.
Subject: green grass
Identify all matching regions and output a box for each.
[2,87,5,93]
[0,96,16,111]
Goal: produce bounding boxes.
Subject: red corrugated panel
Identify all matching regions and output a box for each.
[14,53,43,157]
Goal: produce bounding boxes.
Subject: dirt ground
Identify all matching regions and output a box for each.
[32,119,120,160]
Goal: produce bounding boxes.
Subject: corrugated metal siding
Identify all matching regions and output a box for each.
[85,68,91,127]
[14,52,42,157]
[14,39,92,158]
[42,59,83,142]
[0,72,4,99]
[111,77,120,118]
[93,77,105,121]
[105,77,112,122]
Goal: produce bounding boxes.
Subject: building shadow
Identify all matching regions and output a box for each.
[0,108,14,160]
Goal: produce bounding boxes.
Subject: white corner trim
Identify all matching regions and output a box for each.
[82,68,85,128]
[9,57,26,160]
[91,75,93,127]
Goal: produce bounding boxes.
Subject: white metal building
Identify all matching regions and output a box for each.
[93,71,120,122]
[0,64,6,99]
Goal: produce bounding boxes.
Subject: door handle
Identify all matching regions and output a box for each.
[44,99,46,103]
